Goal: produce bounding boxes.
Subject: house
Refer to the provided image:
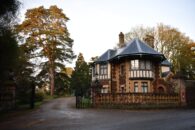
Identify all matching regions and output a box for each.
[92,32,173,94]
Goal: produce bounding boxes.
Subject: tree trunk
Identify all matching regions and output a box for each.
[49,60,55,96]
[50,68,54,96]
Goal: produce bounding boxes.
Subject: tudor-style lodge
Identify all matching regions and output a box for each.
[92,32,172,94]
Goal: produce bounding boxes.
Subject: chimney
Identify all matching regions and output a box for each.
[118,32,125,48]
[144,34,154,48]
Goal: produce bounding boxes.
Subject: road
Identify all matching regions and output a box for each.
[0,97,195,130]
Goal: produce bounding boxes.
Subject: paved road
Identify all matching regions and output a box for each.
[0,97,195,130]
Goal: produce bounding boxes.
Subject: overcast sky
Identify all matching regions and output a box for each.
[19,0,195,67]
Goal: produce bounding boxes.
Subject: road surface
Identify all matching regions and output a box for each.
[0,97,195,130]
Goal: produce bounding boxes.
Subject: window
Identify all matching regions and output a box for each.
[101,88,108,93]
[130,60,153,79]
[100,64,107,75]
[131,60,139,69]
[134,82,138,93]
[131,60,152,70]
[142,82,148,93]
[140,60,145,69]
[146,61,152,70]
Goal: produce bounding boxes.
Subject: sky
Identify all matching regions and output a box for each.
[19,0,195,67]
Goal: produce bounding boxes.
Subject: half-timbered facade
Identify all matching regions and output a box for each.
[92,32,172,94]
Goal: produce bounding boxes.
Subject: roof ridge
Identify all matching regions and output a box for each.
[108,50,110,60]
[135,39,143,52]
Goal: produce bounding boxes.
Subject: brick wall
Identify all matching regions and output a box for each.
[94,93,180,108]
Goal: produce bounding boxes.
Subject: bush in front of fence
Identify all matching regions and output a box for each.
[76,96,92,108]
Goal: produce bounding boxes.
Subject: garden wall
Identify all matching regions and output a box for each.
[93,93,180,109]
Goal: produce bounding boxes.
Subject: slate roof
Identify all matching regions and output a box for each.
[160,59,171,66]
[119,38,162,56]
[96,38,165,62]
[96,49,115,62]
[161,71,171,77]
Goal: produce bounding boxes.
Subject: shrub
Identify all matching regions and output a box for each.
[35,91,44,102]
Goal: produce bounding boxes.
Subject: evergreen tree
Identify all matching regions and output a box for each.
[0,29,19,83]
[71,53,91,97]
[54,72,70,95]
[0,0,21,85]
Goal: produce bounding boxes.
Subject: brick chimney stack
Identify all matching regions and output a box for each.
[144,34,154,48]
[119,32,125,48]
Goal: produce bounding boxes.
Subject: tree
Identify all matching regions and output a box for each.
[0,0,21,85]
[125,26,155,47]
[54,72,71,96]
[16,6,75,96]
[71,53,91,97]
[156,24,193,74]
[0,0,35,106]
[14,44,34,104]
[125,24,194,76]
[0,0,20,28]
[0,29,19,83]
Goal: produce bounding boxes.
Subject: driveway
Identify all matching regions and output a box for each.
[0,97,195,130]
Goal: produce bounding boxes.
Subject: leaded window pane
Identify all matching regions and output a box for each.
[146,61,151,69]
[142,82,148,93]
[140,60,145,69]
[100,64,107,75]
[134,82,138,93]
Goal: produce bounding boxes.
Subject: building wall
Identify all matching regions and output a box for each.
[125,59,130,92]
[93,58,162,94]
[129,80,153,93]
[111,59,156,93]
[108,63,111,79]
[92,63,111,93]
[115,63,120,93]
[92,63,111,80]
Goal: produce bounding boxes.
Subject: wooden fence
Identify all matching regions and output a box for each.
[93,93,180,108]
